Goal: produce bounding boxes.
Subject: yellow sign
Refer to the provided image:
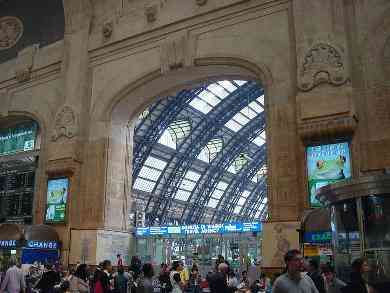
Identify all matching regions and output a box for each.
[304,245,319,257]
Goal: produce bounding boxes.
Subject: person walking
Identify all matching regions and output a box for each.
[307,259,326,293]
[100,260,113,293]
[208,263,229,293]
[341,258,376,293]
[272,249,319,293]
[322,265,345,293]
[69,264,90,293]
[158,264,171,293]
[0,260,26,293]
[35,264,61,293]
[188,265,201,293]
[114,266,128,293]
[136,263,154,293]
[170,261,184,293]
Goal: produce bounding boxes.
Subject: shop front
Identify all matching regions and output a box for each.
[301,208,333,266]
[0,223,61,268]
[317,174,390,289]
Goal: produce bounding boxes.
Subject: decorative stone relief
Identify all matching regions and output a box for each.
[160,32,194,73]
[145,4,158,23]
[102,21,113,40]
[196,0,208,6]
[298,43,348,91]
[14,44,39,83]
[0,16,23,50]
[52,106,79,141]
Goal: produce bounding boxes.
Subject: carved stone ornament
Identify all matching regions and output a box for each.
[298,43,348,91]
[196,0,208,6]
[14,44,38,83]
[52,106,79,141]
[0,16,23,50]
[145,5,158,23]
[102,21,113,40]
[160,32,193,73]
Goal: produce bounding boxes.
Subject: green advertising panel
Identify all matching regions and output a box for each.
[307,142,351,207]
[45,178,69,223]
[0,122,38,156]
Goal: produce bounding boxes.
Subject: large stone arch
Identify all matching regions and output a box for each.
[99,57,277,230]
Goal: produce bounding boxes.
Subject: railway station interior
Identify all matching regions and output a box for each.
[0,0,390,292]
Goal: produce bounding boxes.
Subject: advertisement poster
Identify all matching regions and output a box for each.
[262,222,300,268]
[45,178,69,223]
[0,122,37,156]
[307,142,351,207]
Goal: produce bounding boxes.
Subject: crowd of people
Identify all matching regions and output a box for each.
[0,251,385,293]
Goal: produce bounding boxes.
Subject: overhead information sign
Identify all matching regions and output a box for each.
[136,222,261,237]
[0,122,38,156]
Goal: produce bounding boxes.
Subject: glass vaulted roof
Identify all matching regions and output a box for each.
[132,79,268,225]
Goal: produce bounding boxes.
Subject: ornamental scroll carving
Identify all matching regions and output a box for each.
[298,43,348,91]
[160,32,193,73]
[0,16,23,50]
[52,106,79,141]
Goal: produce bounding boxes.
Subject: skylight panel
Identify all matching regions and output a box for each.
[240,106,258,119]
[233,112,250,125]
[248,100,264,113]
[210,189,224,200]
[168,120,191,140]
[255,210,261,218]
[189,98,213,114]
[197,150,209,163]
[227,164,237,174]
[185,170,201,181]
[237,197,246,206]
[262,198,268,204]
[218,80,237,92]
[260,131,266,140]
[198,90,221,106]
[257,94,265,106]
[252,136,265,147]
[234,80,247,86]
[207,198,219,208]
[207,83,230,99]
[179,179,197,191]
[138,166,162,181]
[174,190,191,201]
[133,178,156,193]
[225,120,242,132]
[144,156,168,170]
[242,190,251,198]
[234,205,243,214]
[217,181,229,190]
[158,130,176,149]
[259,203,265,211]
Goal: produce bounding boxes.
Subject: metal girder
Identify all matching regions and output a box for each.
[146,82,264,225]
[211,143,267,223]
[241,180,267,219]
[132,88,202,179]
[183,112,266,224]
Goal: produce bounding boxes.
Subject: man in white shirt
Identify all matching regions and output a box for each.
[273,249,319,293]
[0,260,26,293]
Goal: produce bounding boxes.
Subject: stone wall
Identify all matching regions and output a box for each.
[0,0,389,264]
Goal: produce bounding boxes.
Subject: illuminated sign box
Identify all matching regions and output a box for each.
[26,241,60,249]
[304,231,332,244]
[0,240,19,248]
[306,142,352,207]
[0,122,38,157]
[45,178,69,223]
[136,222,261,237]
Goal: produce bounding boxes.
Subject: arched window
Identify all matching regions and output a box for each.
[198,138,223,163]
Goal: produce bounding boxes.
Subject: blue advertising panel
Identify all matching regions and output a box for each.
[135,222,261,237]
[304,231,332,244]
[307,142,351,207]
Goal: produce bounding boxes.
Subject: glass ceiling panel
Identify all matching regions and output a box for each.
[260,131,266,140]
[198,90,221,106]
[248,100,264,113]
[138,166,162,181]
[234,80,247,86]
[233,153,250,173]
[237,197,246,206]
[242,190,251,198]
[210,189,224,200]
[240,106,258,119]
[233,112,250,125]
[207,198,219,208]
[197,138,224,163]
[145,156,168,170]
[234,205,243,214]
[168,119,191,140]
[216,181,229,190]
[189,98,213,114]
[185,170,201,181]
[158,130,176,149]
[207,83,230,99]
[179,179,197,191]
[175,189,191,201]
[218,80,237,92]
[252,135,265,147]
[225,120,242,132]
[133,177,156,193]
[257,94,265,106]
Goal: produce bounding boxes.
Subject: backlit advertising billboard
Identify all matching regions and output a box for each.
[45,178,69,223]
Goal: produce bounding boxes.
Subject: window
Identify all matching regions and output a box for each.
[158,119,191,148]
[233,153,251,173]
[133,156,167,193]
[197,138,223,163]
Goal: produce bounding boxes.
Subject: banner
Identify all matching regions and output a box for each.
[306,142,351,207]
[45,178,69,223]
[0,122,38,156]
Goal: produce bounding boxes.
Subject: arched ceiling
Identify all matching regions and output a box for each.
[132,79,268,226]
